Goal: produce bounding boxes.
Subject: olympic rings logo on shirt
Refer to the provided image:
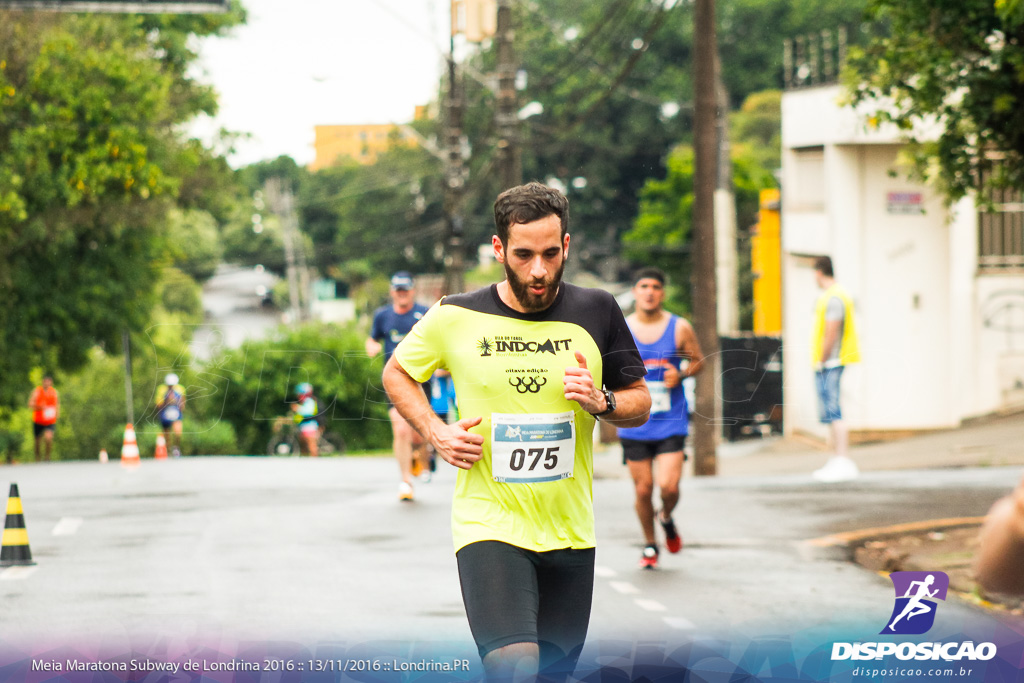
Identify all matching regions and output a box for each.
[508,376,548,393]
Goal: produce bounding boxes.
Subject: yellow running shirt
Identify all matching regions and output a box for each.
[394,283,645,553]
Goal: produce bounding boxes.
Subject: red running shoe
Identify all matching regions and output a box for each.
[660,514,682,554]
[639,544,659,569]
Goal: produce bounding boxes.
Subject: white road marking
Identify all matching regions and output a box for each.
[609,581,640,595]
[634,598,668,612]
[0,566,38,580]
[663,616,697,630]
[594,565,617,578]
[52,517,84,536]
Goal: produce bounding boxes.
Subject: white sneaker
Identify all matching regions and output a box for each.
[398,481,414,502]
[812,456,859,483]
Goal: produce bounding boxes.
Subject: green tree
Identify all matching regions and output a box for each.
[730,89,782,172]
[449,0,862,276]
[237,154,308,198]
[845,0,1024,201]
[0,7,245,409]
[298,144,445,282]
[623,143,776,315]
[487,0,696,267]
[166,207,223,282]
[220,199,287,274]
[718,0,866,107]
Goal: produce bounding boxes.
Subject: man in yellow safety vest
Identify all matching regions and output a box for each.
[810,256,861,482]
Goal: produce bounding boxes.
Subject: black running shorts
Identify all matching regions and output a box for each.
[32,423,55,438]
[620,434,687,463]
[456,540,595,670]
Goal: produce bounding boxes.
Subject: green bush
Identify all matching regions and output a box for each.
[0,429,24,464]
[209,322,391,454]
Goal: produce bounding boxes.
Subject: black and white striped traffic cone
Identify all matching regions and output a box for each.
[1,483,35,567]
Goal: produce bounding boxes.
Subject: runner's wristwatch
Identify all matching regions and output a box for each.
[591,388,616,417]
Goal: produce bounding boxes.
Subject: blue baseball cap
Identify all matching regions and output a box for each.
[390,271,414,290]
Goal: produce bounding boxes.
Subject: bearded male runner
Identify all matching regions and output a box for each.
[383,182,650,681]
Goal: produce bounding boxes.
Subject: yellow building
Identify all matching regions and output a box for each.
[751,188,782,336]
[310,122,414,170]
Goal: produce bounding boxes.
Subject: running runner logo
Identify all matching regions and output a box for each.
[881,571,949,635]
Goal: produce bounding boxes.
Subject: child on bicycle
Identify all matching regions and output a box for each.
[292,382,320,457]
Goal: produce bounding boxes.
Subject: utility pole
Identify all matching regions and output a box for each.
[443,44,467,296]
[265,177,305,326]
[495,0,520,190]
[692,0,720,476]
[290,192,312,322]
[122,329,134,426]
[714,53,739,336]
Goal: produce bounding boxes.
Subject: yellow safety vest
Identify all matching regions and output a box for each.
[812,284,861,366]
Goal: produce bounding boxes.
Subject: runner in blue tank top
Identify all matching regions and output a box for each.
[618,267,705,569]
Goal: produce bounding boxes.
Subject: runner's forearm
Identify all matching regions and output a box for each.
[382,356,446,443]
[601,381,651,429]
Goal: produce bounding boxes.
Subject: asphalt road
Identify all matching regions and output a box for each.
[1,454,1017,667]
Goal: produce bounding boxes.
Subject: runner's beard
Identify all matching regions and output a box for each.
[504,257,566,312]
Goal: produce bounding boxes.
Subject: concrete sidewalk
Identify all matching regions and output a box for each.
[594,410,1024,482]
[716,411,1024,478]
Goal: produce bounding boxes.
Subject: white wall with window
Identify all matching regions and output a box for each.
[781,85,1024,439]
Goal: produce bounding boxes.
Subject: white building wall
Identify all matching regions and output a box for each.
[782,85,1024,434]
[948,198,979,421]
[857,145,953,429]
[828,146,866,432]
[780,256,825,438]
[974,276,1024,413]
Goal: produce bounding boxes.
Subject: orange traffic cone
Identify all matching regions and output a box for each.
[121,423,140,468]
[1,483,35,567]
[154,434,168,460]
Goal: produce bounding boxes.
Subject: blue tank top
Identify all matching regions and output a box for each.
[617,315,689,441]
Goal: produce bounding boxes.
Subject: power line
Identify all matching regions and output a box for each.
[297,159,440,209]
[518,0,684,117]
[525,0,636,92]
[567,3,674,130]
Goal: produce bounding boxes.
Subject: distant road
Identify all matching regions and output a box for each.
[191,264,280,361]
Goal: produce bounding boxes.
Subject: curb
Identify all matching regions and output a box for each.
[803,517,986,550]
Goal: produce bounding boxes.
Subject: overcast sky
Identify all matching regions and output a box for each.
[190,0,452,168]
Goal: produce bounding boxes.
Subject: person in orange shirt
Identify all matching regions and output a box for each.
[29,374,60,462]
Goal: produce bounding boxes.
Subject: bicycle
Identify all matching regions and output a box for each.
[266,416,345,456]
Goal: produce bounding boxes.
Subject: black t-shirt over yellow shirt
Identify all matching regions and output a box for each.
[394,283,645,552]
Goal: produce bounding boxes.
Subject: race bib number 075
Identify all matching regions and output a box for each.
[490,411,576,483]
